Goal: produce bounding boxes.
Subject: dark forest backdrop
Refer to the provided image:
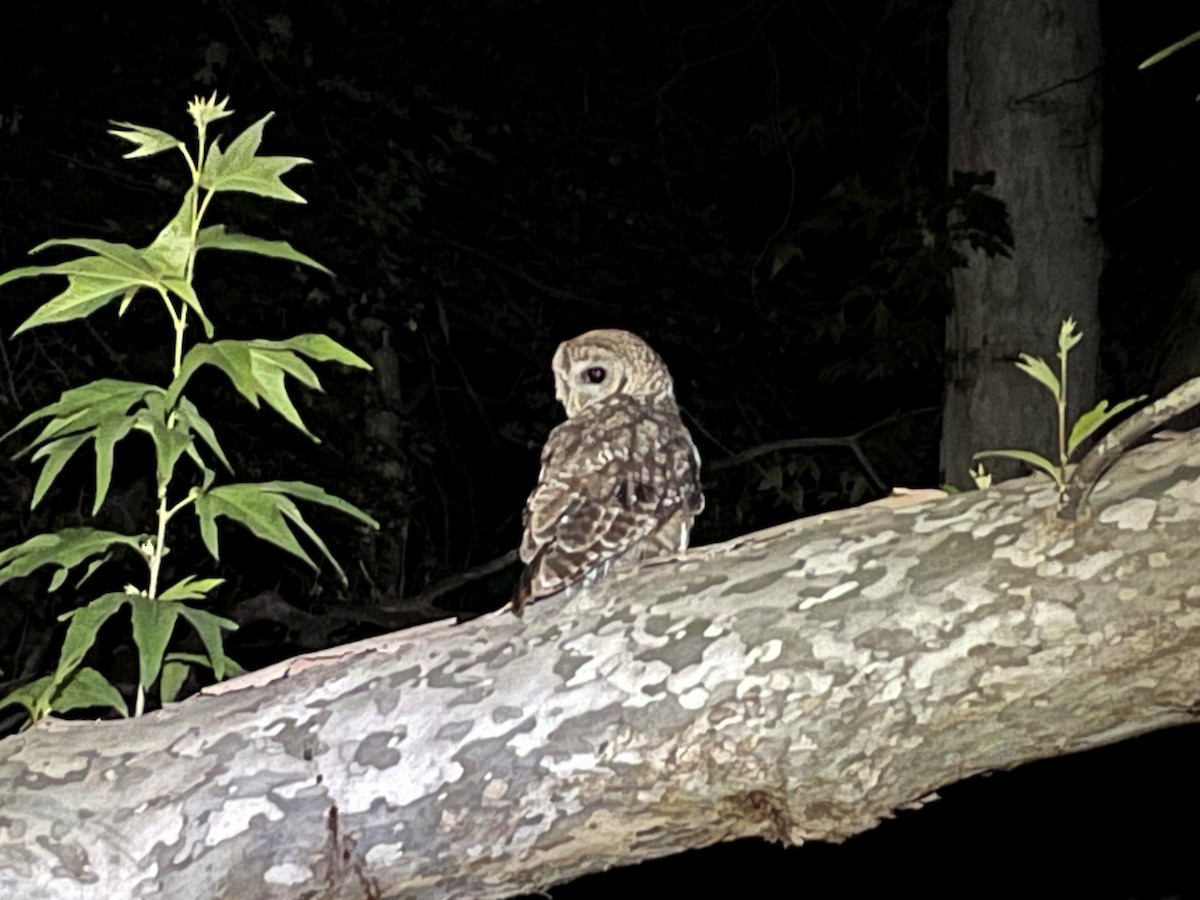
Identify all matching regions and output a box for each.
[1,1,1199,896]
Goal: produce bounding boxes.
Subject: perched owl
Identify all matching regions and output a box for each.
[513,329,704,615]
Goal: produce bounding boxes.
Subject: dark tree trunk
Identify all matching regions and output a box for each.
[942,0,1104,487]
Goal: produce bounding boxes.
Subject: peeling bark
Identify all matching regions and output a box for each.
[2,430,1200,899]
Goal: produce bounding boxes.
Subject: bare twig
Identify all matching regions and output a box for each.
[380,549,520,612]
[708,407,937,495]
[0,331,19,409]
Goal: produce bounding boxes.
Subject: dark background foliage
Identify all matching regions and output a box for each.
[0,1,1198,895]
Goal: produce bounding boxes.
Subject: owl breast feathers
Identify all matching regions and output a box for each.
[513,329,704,615]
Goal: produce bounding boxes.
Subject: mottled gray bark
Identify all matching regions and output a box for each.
[2,429,1200,899]
[943,0,1104,487]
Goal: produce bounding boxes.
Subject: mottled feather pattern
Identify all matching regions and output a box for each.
[514,330,704,614]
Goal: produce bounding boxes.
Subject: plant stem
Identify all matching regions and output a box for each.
[147,496,171,600]
[156,117,210,594]
[1057,336,1069,481]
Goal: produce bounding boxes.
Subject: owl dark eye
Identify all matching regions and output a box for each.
[584,366,607,384]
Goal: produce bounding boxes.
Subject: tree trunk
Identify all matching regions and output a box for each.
[1,422,1199,898]
[942,0,1104,487]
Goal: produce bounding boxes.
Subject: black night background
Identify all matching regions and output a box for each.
[1,1,1199,896]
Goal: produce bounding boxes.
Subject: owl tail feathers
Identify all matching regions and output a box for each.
[510,569,534,618]
[511,546,571,617]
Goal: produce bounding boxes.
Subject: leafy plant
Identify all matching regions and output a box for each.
[0,94,377,725]
[1139,29,1200,72]
[972,318,1145,492]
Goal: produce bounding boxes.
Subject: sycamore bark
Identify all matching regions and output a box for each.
[1,429,1199,899]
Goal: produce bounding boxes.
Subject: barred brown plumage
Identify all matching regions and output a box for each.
[513,329,704,615]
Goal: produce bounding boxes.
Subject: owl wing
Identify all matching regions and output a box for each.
[514,401,703,614]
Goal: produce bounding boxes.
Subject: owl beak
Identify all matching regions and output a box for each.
[569,393,585,415]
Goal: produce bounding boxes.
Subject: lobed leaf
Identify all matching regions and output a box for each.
[108,121,184,159]
[158,575,226,602]
[193,481,376,583]
[262,334,371,370]
[1014,353,1060,398]
[197,225,331,273]
[1,236,212,335]
[144,187,197,277]
[0,674,55,722]
[193,483,315,570]
[188,93,235,129]
[0,528,144,591]
[10,272,131,334]
[199,113,310,203]
[51,666,128,717]
[5,379,162,512]
[260,480,380,529]
[169,336,370,438]
[1066,396,1147,457]
[0,668,125,723]
[1056,316,1081,356]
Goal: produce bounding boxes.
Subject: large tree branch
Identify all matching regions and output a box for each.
[2,430,1199,898]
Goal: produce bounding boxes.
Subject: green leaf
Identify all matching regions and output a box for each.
[158,575,226,603]
[5,379,161,512]
[189,93,235,129]
[29,433,89,511]
[129,595,180,690]
[160,660,189,703]
[1056,317,1081,356]
[199,113,310,202]
[1,237,209,334]
[1139,29,1200,69]
[48,561,74,593]
[144,187,196,277]
[193,483,315,569]
[176,606,238,680]
[169,336,370,438]
[0,529,144,591]
[261,480,380,529]
[1013,353,1060,398]
[5,378,158,445]
[1,241,160,334]
[133,396,191,496]
[193,481,376,583]
[166,649,245,681]
[55,592,129,685]
[51,666,128,717]
[127,393,233,493]
[0,674,56,722]
[197,225,331,274]
[1066,395,1147,456]
[177,398,234,473]
[108,121,184,159]
[973,449,1063,487]
[266,334,372,370]
[29,237,157,272]
[9,272,130,334]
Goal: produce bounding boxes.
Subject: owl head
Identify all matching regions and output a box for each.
[552,329,675,416]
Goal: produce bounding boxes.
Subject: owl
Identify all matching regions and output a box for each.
[513,329,704,615]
